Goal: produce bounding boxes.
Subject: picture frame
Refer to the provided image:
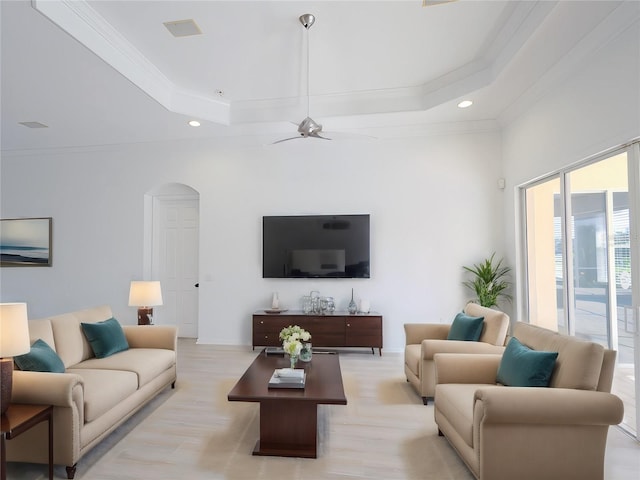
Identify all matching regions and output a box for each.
[0,217,52,267]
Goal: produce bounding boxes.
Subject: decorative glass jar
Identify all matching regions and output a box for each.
[300,343,313,362]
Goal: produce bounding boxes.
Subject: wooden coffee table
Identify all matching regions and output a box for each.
[228,351,347,458]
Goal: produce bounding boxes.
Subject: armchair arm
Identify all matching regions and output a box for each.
[474,387,624,426]
[123,325,178,350]
[12,370,84,408]
[422,339,505,360]
[435,353,502,385]
[404,323,449,345]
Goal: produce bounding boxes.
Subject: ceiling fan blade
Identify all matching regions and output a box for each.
[271,136,303,145]
[310,132,331,141]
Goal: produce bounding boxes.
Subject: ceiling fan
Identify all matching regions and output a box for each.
[273,14,330,144]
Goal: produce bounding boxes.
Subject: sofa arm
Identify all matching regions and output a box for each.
[404,323,449,345]
[435,353,502,384]
[422,339,505,360]
[12,370,84,408]
[123,325,178,350]
[474,387,624,426]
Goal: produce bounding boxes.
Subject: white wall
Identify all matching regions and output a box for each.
[502,19,640,321]
[1,127,504,351]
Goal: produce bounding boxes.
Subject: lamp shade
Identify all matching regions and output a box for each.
[0,303,31,357]
[128,281,163,307]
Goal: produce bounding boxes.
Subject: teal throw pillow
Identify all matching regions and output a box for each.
[447,312,484,341]
[14,338,65,373]
[81,317,129,359]
[496,337,558,387]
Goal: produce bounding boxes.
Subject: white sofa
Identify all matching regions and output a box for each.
[7,305,178,479]
[434,322,624,480]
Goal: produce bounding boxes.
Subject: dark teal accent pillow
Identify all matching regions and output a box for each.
[447,312,484,341]
[81,317,129,359]
[497,337,558,387]
[14,339,65,373]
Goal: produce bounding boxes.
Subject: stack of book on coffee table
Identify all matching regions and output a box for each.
[268,368,306,389]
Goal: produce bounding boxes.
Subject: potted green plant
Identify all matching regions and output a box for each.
[463,253,511,307]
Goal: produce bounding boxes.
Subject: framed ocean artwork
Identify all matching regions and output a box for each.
[0,217,52,267]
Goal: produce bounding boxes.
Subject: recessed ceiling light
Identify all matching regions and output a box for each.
[164,19,202,38]
[188,120,201,127]
[19,121,48,128]
[458,100,473,109]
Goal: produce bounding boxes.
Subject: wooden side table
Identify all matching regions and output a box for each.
[1,404,53,480]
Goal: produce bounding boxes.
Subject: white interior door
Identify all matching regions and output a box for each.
[152,196,199,338]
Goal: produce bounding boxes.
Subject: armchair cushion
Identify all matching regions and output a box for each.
[14,339,65,373]
[447,312,484,341]
[496,337,558,387]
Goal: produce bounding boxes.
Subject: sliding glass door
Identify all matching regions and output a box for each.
[523,144,639,438]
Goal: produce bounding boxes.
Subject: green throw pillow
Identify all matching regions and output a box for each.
[14,338,65,373]
[81,317,129,359]
[447,312,484,341]
[496,337,558,387]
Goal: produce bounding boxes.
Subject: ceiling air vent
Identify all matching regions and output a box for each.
[163,19,202,38]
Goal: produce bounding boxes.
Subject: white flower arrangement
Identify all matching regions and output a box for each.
[280,325,311,357]
[283,338,303,357]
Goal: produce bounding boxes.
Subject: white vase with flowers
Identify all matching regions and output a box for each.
[279,325,312,368]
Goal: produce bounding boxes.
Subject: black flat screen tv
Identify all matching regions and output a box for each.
[263,214,370,278]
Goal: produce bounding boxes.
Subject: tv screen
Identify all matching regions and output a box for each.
[263,214,370,278]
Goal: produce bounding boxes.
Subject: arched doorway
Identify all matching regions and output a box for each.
[145,183,200,338]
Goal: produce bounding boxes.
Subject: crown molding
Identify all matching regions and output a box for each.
[28,0,579,129]
[31,0,230,124]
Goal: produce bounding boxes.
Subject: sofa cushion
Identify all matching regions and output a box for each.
[47,305,114,367]
[513,322,605,390]
[81,317,129,358]
[464,303,509,346]
[496,337,558,387]
[26,319,56,351]
[66,368,138,422]
[70,348,175,388]
[447,313,484,341]
[14,339,65,373]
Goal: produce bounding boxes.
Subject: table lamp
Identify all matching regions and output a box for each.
[128,281,163,325]
[0,303,31,415]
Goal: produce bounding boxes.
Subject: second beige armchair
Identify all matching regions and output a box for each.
[404,303,509,404]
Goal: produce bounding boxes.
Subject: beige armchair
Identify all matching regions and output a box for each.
[433,322,624,480]
[404,303,509,404]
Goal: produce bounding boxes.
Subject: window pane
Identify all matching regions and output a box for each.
[525,177,564,332]
[567,152,634,434]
